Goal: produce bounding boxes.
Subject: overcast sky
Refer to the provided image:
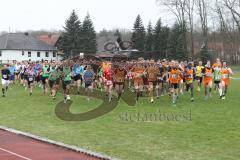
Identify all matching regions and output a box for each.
[0,0,175,32]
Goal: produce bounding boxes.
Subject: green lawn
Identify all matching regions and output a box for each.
[0,75,240,160]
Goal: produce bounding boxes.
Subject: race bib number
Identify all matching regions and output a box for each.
[3,75,7,79]
[117,78,123,82]
[215,75,221,80]
[188,74,193,79]
[107,80,112,85]
[172,74,178,79]
[222,74,229,79]
[206,73,213,77]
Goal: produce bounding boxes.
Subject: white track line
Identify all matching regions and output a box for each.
[0,126,116,160]
[0,147,32,160]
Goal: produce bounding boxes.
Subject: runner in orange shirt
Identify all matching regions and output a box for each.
[220,61,233,100]
[114,63,127,100]
[184,62,195,102]
[168,61,182,105]
[147,60,160,103]
[131,59,146,102]
[202,61,214,100]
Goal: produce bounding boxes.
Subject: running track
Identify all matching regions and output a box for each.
[0,129,105,160]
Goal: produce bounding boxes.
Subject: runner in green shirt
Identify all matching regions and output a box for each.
[213,62,222,97]
[62,61,72,103]
[49,63,61,100]
[41,60,50,95]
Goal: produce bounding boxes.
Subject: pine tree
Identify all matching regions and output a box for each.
[153,19,163,52]
[168,22,187,60]
[131,15,146,51]
[59,10,82,58]
[145,22,153,52]
[81,13,97,54]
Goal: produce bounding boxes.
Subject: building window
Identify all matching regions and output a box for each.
[53,52,56,57]
[28,52,31,57]
[22,51,24,56]
[37,52,41,57]
[45,52,49,57]
[0,51,2,57]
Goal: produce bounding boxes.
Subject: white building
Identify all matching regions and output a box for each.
[0,33,60,63]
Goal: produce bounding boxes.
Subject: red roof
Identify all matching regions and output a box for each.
[36,34,60,46]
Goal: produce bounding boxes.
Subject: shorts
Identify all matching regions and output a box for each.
[221,79,229,86]
[143,77,148,86]
[24,75,28,80]
[171,83,179,89]
[85,82,92,88]
[204,80,213,86]
[1,79,10,87]
[148,81,157,86]
[62,81,71,90]
[134,81,143,87]
[115,82,124,85]
[10,75,15,81]
[105,80,113,86]
[27,78,34,87]
[74,74,82,81]
[41,77,49,84]
[196,76,203,83]
[20,73,24,79]
[214,80,220,84]
[186,83,193,91]
[49,80,56,89]
[35,75,41,82]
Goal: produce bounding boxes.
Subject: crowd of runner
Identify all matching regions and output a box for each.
[1,57,233,105]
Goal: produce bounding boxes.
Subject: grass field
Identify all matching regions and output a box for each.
[0,70,240,160]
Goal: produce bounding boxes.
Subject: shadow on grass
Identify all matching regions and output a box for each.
[55,86,136,121]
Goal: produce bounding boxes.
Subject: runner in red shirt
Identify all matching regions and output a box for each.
[103,63,114,102]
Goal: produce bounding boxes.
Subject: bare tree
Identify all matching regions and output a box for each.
[185,0,195,58]
[157,0,187,25]
[223,0,240,32]
[196,0,208,42]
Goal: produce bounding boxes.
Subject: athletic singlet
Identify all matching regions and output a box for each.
[213,67,221,81]
[196,66,204,77]
[169,68,181,84]
[221,68,230,80]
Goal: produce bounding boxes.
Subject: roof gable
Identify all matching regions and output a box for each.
[0,33,57,51]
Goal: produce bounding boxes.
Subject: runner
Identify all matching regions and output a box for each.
[8,63,16,85]
[41,60,50,95]
[83,65,95,101]
[26,64,36,96]
[202,61,214,100]
[168,61,181,106]
[103,63,114,102]
[220,61,233,100]
[213,61,222,96]
[62,61,72,103]
[15,62,22,84]
[131,59,145,102]
[195,61,204,92]
[146,60,160,103]
[1,64,11,97]
[49,64,61,100]
[185,62,195,102]
[73,61,83,95]
[114,63,127,100]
